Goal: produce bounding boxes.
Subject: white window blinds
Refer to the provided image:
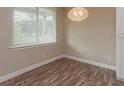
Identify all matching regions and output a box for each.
[12,7,56,47]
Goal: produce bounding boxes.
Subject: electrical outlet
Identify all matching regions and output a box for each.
[42,53,46,58]
[108,56,111,61]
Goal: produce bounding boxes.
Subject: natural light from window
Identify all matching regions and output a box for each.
[12,7,56,48]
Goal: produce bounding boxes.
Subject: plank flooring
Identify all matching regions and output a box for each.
[0,58,124,86]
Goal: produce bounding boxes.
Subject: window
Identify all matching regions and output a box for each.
[12,7,56,48]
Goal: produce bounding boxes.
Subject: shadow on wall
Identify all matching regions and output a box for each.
[64,7,116,66]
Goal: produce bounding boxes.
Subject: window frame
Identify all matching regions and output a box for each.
[10,7,57,49]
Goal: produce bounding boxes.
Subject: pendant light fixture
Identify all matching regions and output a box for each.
[68,7,89,21]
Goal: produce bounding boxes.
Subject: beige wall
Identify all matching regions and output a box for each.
[63,8,116,66]
[0,8,64,76]
[0,7,116,77]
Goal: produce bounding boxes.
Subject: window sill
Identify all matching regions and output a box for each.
[10,42,57,50]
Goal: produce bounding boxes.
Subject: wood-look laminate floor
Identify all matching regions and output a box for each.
[0,58,124,86]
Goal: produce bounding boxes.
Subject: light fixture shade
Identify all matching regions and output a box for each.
[68,7,89,21]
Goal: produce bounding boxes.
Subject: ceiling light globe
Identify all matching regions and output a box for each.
[68,7,89,21]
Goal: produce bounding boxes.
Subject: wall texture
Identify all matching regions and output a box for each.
[0,7,116,77]
[0,8,64,76]
[63,8,116,66]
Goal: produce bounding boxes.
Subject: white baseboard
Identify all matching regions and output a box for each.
[117,77,124,82]
[0,54,116,83]
[0,55,63,83]
[63,55,116,71]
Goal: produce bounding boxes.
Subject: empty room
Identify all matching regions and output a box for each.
[0,7,124,86]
